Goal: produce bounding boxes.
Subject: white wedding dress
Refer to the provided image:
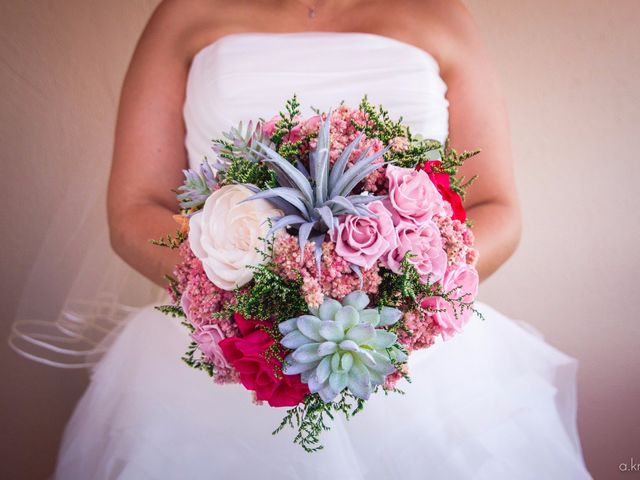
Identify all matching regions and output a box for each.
[55,32,592,479]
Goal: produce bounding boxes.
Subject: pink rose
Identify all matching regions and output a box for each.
[180,290,196,325]
[192,324,230,368]
[422,263,479,340]
[385,165,446,226]
[334,201,397,269]
[384,220,447,284]
[181,291,230,367]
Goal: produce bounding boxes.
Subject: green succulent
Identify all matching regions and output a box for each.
[176,160,217,210]
[211,119,273,170]
[279,291,407,403]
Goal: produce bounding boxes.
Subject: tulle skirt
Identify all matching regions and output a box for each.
[54,301,592,479]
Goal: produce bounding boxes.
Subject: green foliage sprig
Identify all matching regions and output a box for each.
[378,253,483,327]
[223,235,308,323]
[355,95,408,142]
[164,274,181,300]
[154,304,185,318]
[276,139,304,163]
[378,254,438,309]
[232,263,308,322]
[354,96,480,200]
[181,340,215,377]
[271,95,302,148]
[273,392,366,453]
[218,158,277,190]
[355,96,444,168]
[150,229,187,249]
[434,139,480,199]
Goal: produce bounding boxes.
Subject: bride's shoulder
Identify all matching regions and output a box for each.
[395,0,487,75]
[144,0,239,61]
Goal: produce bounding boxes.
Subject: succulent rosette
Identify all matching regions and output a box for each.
[279,291,406,402]
[154,95,481,452]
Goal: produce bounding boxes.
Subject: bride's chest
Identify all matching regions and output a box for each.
[182,32,450,167]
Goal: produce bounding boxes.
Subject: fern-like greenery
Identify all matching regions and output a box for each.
[181,340,215,377]
[273,391,366,453]
[218,157,277,190]
[231,261,308,322]
[433,139,480,198]
[355,95,408,142]
[270,95,302,148]
[377,254,484,326]
[150,229,187,249]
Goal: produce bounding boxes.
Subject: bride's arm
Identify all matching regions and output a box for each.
[107,1,200,287]
[424,0,522,281]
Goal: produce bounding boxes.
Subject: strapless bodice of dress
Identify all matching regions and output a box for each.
[182,32,449,169]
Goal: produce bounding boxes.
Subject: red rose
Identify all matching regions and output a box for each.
[219,313,309,407]
[419,160,467,222]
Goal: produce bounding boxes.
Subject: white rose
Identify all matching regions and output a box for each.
[188,184,281,291]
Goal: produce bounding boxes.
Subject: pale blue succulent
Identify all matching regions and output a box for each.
[211,119,273,170]
[176,160,217,209]
[279,291,407,403]
[244,112,389,265]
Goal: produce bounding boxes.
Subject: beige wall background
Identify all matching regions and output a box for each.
[1,0,638,478]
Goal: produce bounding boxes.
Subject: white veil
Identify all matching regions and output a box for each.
[8,170,164,368]
[4,0,164,369]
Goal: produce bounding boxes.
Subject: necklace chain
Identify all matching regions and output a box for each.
[294,0,324,19]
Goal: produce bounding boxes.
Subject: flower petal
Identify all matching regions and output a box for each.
[291,343,322,363]
[278,318,298,335]
[281,330,314,350]
[359,309,380,327]
[315,356,332,384]
[338,339,360,353]
[300,369,313,383]
[318,341,338,357]
[368,330,397,350]
[342,291,370,311]
[341,352,354,372]
[345,323,375,344]
[318,385,338,403]
[390,346,408,363]
[307,373,323,393]
[296,315,323,341]
[319,321,345,342]
[362,351,396,375]
[318,299,342,321]
[335,305,359,331]
[369,370,386,386]
[331,352,341,371]
[379,306,403,326]
[329,372,349,394]
[347,361,372,400]
[283,360,318,375]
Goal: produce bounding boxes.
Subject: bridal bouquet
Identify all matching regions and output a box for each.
[155,96,481,451]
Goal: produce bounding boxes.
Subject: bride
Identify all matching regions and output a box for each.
[54,0,592,478]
